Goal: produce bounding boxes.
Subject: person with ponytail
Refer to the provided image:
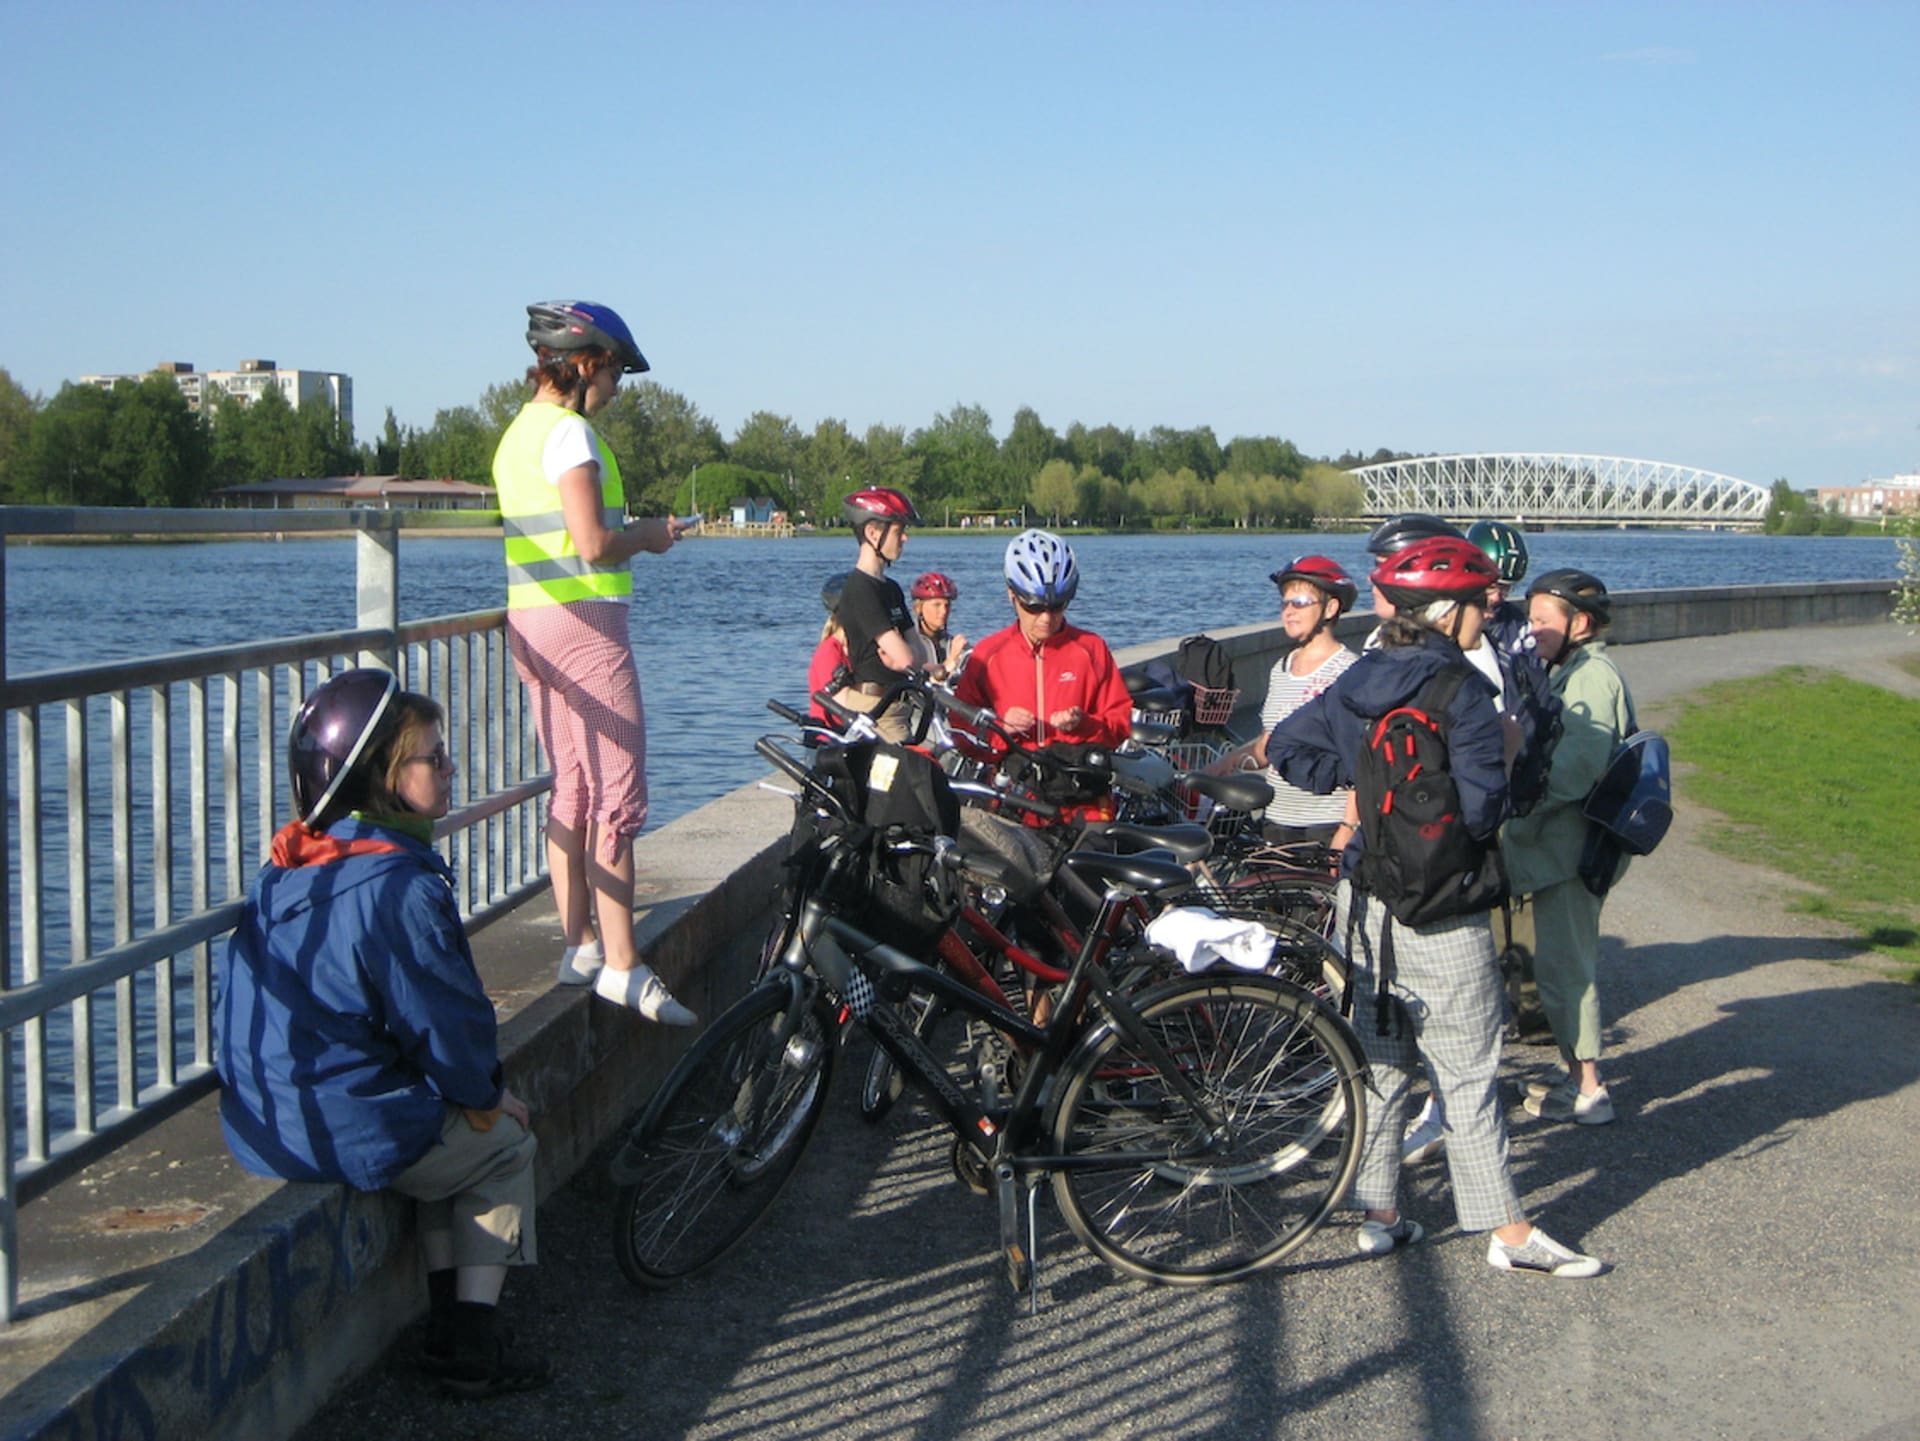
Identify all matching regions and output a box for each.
[494,300,695,1024]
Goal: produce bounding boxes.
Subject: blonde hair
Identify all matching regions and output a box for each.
[819,615,845,644]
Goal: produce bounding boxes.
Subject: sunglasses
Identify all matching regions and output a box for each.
[405,743,453,771]
[1015,597,1067,615]
[1280,596,1325,610]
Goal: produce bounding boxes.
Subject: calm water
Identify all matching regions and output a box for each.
[5,530,1903,829]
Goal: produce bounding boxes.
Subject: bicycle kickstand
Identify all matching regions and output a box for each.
[994,1161,1042,1313]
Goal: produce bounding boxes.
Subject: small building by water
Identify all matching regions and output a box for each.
[212,475,497,511]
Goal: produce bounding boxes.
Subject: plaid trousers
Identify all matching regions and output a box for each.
[1340,883,1526,1233]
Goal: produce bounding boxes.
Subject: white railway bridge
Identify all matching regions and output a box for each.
[1350,453,1769,528]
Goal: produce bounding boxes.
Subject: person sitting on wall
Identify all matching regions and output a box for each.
[215,668,549,1399]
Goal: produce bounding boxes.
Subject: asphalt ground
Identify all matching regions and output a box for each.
[297,624,1920,1441]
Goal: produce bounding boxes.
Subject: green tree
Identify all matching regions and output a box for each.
[794,418,862,521]
[1029,457,1078,523]
[911,402,1002,510]
[730,411,804,480]
[1224,434,1304,481]
[1763,477,1814,534]
[1003,406,1060,493]
[590,381,724,512]
[23,382,115,503]
[101,373,210,504]
[1892,513,1920,633]
[372,407,406,474]
[856,423,923,498]
[0,367,39,500]
[418,405,497,483]
[241,384,302,479]
[1063,421,1134,481]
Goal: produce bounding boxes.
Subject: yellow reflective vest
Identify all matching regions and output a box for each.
[493,402,633,609]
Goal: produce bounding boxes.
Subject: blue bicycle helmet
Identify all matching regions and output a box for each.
[1005,529,1079,608]
[526,300,650,374]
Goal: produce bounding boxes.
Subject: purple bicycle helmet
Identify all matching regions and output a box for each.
[288,668,401,828]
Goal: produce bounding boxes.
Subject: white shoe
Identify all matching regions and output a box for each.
[1402,1113,1446,1164]
[557,940,604,987]
[1356,1215,1424,1256]
[1487,1226,1604,1279]
[594,964,698,1026]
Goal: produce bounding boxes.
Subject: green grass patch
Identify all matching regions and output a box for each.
[1666,666,1920,978]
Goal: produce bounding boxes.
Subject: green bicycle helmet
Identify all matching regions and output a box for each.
[1467,520,1529,585]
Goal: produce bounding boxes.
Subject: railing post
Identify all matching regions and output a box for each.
[1,536,16,1323]
[355,510,401,671]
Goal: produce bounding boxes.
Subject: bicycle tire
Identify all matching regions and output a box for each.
[611,982,835,1287]
[1048,974,1364,1286]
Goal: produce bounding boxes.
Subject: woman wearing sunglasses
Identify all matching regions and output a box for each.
[1245,555,1360,849]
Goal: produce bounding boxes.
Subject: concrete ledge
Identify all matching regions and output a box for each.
[0,779,790,1441]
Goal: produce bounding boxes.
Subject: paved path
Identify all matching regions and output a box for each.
[298,625,1920,1441]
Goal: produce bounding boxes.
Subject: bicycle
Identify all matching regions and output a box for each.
[609,724,1368,1297]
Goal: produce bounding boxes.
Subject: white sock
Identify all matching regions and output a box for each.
[558,939,604,986]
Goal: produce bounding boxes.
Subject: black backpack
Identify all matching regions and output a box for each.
[785,739,961,954]
[1351,666,1509,928]
[1174,634,1235,693]
[1578,726,1672,896]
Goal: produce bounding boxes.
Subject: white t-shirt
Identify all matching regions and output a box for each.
[1463,638,1505,708]
[540,413,601,485]
[1260,646,1359,828]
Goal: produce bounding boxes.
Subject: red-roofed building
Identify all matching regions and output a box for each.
[211,476,496,511]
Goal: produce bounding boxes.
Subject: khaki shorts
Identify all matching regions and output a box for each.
[836,685,912,744]
[390,1106,538,1268]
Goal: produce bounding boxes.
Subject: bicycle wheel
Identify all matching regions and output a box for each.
[1048,975,1364,1286]
[612,983,836,1287]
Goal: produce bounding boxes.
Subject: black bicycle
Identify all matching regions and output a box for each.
[609,721,1367,1296]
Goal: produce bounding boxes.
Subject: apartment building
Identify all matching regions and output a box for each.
[1817,473,1920,518]
[79,359,353,434]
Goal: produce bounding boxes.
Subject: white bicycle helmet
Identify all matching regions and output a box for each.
[1005,529,1079,608]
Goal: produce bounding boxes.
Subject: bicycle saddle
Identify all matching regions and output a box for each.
[1058,848,1194,896]
[1127,687,1186,716]
[1181,772,1274,813]
[1129,716,1180,748]
[1080,821,1212,864]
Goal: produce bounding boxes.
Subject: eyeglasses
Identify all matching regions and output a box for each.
[404,744,453,771]
[1015,597,1067,615]
[1280,596,1325,610]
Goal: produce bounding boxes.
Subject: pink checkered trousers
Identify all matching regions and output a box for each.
[507,600,648,853]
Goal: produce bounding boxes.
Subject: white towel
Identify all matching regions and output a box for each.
[1144,907,1277,974]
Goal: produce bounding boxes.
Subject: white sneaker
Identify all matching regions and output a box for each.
[1526,1084,1615,1125]
[1523,1066,1571,1101]
[1402,1113,1446,1164]
[557,940,604,987]
[1486,1226,1604,1279]
[1356,1215,1424,1256]
[594,963,698,1026]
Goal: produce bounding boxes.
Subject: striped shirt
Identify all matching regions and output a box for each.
[1260,645,1359,827]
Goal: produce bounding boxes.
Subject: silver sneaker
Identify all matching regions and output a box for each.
[1487,1227,1604,1278]
[1401,1113,1446,1164]
[1526,1084,1614,1125]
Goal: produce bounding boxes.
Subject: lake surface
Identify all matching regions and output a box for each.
[5,529,1903,829]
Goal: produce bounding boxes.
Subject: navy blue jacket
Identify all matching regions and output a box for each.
[1267,631,1509,874]
[216,817,504,1190]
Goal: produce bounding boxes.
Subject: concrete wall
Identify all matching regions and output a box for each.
[0,577,1898,1441]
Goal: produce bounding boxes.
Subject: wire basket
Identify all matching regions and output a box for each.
[1164,738,1229,773]
[1191,684,1241,727]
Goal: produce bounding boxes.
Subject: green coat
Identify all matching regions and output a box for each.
[1503,639,1635,895]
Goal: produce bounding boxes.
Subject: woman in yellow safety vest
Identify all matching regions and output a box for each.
[494,300,696,1025]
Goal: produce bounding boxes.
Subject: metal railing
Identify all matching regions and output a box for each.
[0,506,543,1322]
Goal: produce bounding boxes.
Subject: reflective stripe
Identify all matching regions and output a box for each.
[493,403,632,609]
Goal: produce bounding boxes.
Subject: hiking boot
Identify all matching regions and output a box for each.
[1486,1227,1604,1279]
[594,963,698,1026]
[437,1338,553,1399]
[1526,1084,1614,1125]
[1401,1113,1446,1164]
[1356,1215,1424,1256]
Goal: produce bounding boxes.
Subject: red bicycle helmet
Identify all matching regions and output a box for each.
[1369,535,1500,611]
[841,486,922,532]
[910,571,958,600]
[1269,554,1356,611]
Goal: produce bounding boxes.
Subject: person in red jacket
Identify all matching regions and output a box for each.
[954,531,1132,818]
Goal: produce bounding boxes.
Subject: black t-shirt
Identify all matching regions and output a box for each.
[839,569,912,685]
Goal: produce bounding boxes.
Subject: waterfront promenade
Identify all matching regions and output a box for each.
[4,618,1918,1440]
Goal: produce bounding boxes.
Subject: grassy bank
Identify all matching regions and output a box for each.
[1666,665,1920,978]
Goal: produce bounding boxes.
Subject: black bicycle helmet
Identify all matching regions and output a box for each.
[1467,520,1529,585]
[821,570,852,614]
[526,300,650,374]
[1366,512,1464,557]
[1528,568,1612,626]
[288,668,401,829]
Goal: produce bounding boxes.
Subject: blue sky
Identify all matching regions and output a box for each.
[3,1,1914,487]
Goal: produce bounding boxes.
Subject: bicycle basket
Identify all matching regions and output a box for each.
[1190,684,1241,728]
[787,739,962,954]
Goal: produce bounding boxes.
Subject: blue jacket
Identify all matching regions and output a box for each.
[216,817,504,1190]
[1267,631,1509,875]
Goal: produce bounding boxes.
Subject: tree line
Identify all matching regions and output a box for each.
[0,365,1396,526]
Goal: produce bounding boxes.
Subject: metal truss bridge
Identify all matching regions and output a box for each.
[1350,453,1769,528]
